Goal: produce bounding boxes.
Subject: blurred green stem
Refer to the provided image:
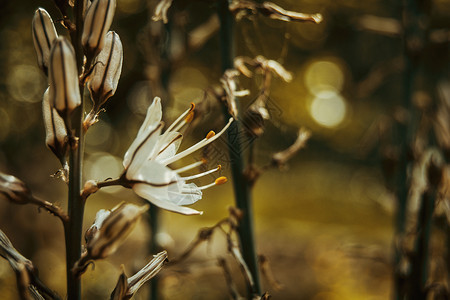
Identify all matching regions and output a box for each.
[218,0,261,297]
[65,1,85,299]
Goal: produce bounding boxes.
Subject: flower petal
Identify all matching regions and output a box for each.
[126,125,162,176]
[123,98,162,168]
[133,183,202,215]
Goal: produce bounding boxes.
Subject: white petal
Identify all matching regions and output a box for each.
[123,98,162,168]
[137,97,162,138]
[130,160,175,184]
[126,126,162,177]
[133,183,202,215]
[154,131,183,162]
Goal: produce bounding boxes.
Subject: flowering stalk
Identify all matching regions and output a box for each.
[218,0,261,297]
[65,1,86,299]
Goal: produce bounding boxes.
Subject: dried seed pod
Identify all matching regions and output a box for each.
[82,0,116,59]
[42,87,68,161]
[86,203,148,259]
[48,37,81,118]
[87,31,123,109]
[0,173,33,205]
[32,8,58,75]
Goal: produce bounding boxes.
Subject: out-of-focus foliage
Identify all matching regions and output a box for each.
[0,0,449,299]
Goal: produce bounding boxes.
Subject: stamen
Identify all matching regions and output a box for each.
[206,131,215,139]
[174,160,205,173]
[162,118,233,166]
[198,176,228,190]
[165,105,194,134]
[152,104,195,158]
[215,176,227,185]
[185,111,194,123]
[181,165,221,181]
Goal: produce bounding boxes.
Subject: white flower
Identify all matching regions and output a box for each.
[123,97,232,215]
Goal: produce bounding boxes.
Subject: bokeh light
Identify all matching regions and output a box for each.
[7,64,45,103]
[309,91,347,128]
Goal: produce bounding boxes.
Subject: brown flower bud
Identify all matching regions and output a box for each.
[87,31,123,108]
[86,203,148,259]
[48,37,81,118]
[42,87,68,160]
[82,0,116,59]
[0,173,33,205]
[32,8,58,75]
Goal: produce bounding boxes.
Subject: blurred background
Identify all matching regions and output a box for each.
[0,0,449,299]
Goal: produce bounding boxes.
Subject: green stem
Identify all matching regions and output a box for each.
[65,1,85,299]
[218,1,261,297]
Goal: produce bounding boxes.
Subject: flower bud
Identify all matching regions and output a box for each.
[85,208,110,244]
[87,31,123,108]
[0,172,33,205]
[86,203,148,259]
[82,0,116,59]
[48,37,81,118]
[32,8,58,75]
[42,87,68,160]
[126,251,168,297]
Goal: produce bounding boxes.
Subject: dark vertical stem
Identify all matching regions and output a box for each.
[65,1,85,299]
[394,0,430,298]
[149,18,172,300]
[218,0,261,297]
[409,187,437,299]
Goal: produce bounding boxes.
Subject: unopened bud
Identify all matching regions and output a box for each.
[86,203,148,259]
[85,208,110,243]
[32,8,58,75]
[48,37,81,118]
[126,251,168,297]
[87,31,123,108]
[0,173,33,205]
[82,0,116,59]
[42,88,68,160]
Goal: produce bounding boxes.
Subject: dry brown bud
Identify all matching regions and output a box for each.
[42,87,68,161]
[32,8,58,75]
[48,37,81,118]
[87,31,123,108]
[0,173,33,205]
[86,203,148,259]
[85,208,110,244]
[82,0,116,59]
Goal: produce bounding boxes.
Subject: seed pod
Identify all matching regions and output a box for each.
[82,0,116,59]
[42,87,68,160]
[87,31,123,108]
[0,173,33,205]
[32,8,58,75]
[48,37,81,118]
[86,203,148,259]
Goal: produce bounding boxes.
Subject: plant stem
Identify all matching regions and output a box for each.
[218,0,261,297]
[65,1,85,299]
[408,185,438,299]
